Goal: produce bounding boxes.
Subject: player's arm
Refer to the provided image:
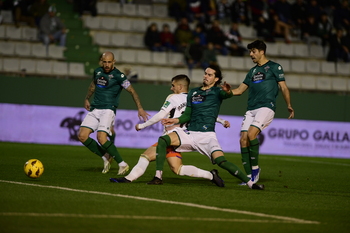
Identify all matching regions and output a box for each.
[231,82,248,96]
[125,84,150,122]
[136,109,168,131]
[216,117,230,128]
[84,81,95,111]
[162,106,192,125]
[279,81,294,119]
[220,82,234,98]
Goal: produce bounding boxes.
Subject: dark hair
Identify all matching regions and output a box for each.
[208,64,222,86]
[247,40,267,54]
[172,74,190,87]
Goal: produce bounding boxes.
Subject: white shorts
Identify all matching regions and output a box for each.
[241,107,275,132]
[174,129,222,163]
[80,109,115,136]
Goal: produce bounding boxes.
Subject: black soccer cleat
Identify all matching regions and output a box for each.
[251,183,265,190]
[110,177,131,183]
[147,176,163,185]
[210,169,225,187]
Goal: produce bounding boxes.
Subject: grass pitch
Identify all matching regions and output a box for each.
[0,142,349,233]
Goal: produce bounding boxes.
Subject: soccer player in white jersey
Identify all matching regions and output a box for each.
[110,74,229,187]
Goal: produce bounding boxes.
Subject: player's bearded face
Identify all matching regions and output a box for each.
[102,59,114,72]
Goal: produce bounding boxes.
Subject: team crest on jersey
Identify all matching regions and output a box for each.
[96,76,109,88]
[108,74,114,79]
[252,72,265,83]
[264,66,270,72]
[192,95,205,104]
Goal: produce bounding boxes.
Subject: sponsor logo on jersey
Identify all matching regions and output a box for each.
[192,95,206,104]
[97,71,101,75]
[252,72,265,83]
[177,102,186,111]
[96,77,109,88]
[163,101,170,108]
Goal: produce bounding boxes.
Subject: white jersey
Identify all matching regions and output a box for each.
[138,93,187,135]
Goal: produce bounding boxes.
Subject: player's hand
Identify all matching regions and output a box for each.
[138,109,150,122]
[135,124,141,131]
[288,106,294,119]
[84,99,90,111]
[161,118,178,126]
[221,81,232,93]
[223,120,230,128]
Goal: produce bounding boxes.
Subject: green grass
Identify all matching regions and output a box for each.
[1,142,350,233]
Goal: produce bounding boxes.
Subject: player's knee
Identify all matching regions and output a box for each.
[158,135,171,147]
[78,131,88,143]
[140,154,153,162]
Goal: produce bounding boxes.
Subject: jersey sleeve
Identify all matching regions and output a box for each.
[138,94,175,130]
[274,63,286,82]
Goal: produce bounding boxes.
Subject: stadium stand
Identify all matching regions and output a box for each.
[0,0,349,92]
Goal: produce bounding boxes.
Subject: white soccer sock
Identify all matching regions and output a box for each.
[155,170,163,179]
[102,156,108,162]
[125,157,149,181]
[178,165,213,180]
[247,180,254,188]
[118,161,128,167]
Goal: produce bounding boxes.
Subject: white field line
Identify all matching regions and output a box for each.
[264,157,350,167]
[0,180,319,225]
[0,212,306,224]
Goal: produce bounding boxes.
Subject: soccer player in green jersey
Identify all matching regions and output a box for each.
[78,51,150,175]
[231,40,295,185]
[147,64,265,190]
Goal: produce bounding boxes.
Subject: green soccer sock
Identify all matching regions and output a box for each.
[249,138,260,167]
[108,132,116,144]
[101,141,123,163]
[215,156,250,183]
[241,147,252,176]
[82,137,105,157]
[155,135,171,171]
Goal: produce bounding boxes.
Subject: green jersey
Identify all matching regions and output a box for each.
[91,67,129,113]
[243,60,285,112]
[186,86,232,132]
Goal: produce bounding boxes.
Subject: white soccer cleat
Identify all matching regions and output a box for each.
[117,164,130,175]
[102,160,111,174]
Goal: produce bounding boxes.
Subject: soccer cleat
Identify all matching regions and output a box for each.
[147,176,163,185]
[251,183,265,190]
[210,169,225,187]
[102,160,111,174]
[251,168,261,183]
[117,164,130,175]
[238,182,247,186]
[109,177,131,183]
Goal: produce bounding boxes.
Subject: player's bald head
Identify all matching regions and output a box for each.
[102,51,114,60]
[101,51,115,73]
